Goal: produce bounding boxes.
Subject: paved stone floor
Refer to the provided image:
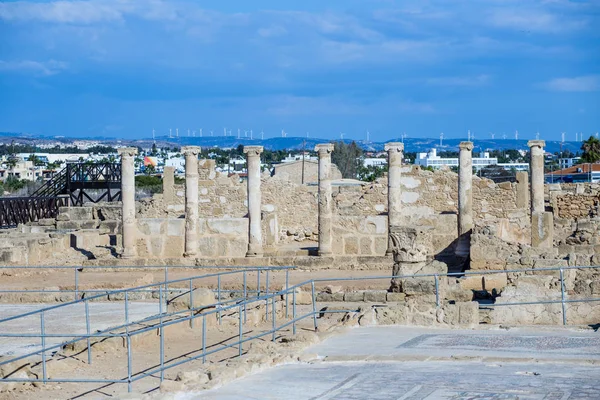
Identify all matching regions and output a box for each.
[0,302,160,356]
[201,326,600,400]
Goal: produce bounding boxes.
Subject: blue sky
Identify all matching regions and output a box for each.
[0,0,599,141]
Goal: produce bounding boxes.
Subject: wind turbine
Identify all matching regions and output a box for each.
[340,132,344,140]
[224,128,227,137]
[169,128,173,139]
[210,130,213,137]
[401,132,406,143]
[152,129,156,144]
[176,128,179,138]
[237,129,241,139]
[515,130,519,140]
[490,132,495,139]
[561,132,565,143]
[250,130,253,140]
[467,130,471,141]
[502,133,506,140]
[187,129,190,137]
[199,128,203,137]
[192,130,196,137]
[366,130,370,142]
[439,132,444,147]
[535,131,540,140]
[306,132,309,138]
[596,132,599,139]
[261,130,264,140]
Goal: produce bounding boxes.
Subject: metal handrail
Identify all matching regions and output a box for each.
[1,265,599,393]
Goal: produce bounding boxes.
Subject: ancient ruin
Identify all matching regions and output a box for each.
[1,142,600,397]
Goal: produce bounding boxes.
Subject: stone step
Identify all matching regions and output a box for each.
[57,206,94,222]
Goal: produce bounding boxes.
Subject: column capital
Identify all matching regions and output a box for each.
[181,146,201,156]
[117,147,138,157]
[243,146,264,157]
[459,141,474,151]
[527,140,546,149]
[314,143,334,155]
[384,142,404,153]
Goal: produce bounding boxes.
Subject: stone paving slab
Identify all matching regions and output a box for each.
[308,326,600,362]
[0,302,160,356]
[200,326,600,400]
[201,361,600,400]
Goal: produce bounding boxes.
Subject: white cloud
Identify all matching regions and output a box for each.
[0,0,178,23]
[0,59,68,76]
[426,74,490,87]
[542,75,600,92]
[487,8,588,33]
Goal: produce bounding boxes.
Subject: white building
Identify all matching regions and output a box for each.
[0,157,44,182]
[559,157,581,169]
[281,153,317,163]
[363,158,387,168]
[496,163,529,171]
[415,148,498,170]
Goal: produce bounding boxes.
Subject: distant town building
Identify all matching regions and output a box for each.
[281,153,317,163]
[0,156,44,182]
[546,164,600,183]
[362,158,387,168]
[415,148,498,170]
[558,157,581,170]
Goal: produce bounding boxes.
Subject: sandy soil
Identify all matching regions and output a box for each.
[0,302,322,400]
[0,268,393,295]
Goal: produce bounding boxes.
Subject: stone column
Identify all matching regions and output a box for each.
[385,142,404,255]
[117,147,138,259]
[243,146,264,257]
[315,143,335,256]
[528,140,546,214]
[182,146,200,257]
[456,141,474,257]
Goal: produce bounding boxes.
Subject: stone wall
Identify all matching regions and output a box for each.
[554,194,600,219]
[135,217,248,258]
[332,216,387,256]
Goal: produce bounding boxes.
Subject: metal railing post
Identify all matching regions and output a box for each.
[202,315,206,364]
[126,334,132,392]
[40,311,47,383]
[75,268,79,300]
[434,274,440,308]
[243,271,247,323]
[125,291,129,326]
[266,270,270,296]
[85,299,92,364]
[257,270,261,296]
[238,304,243,357]
[560,268,567,325]
[217,274,222,325]
[285,269,289,318]
[292,289,297,335]
[311,281,317,331]
[189,279,194,328]
[159,285,165,382]
[272,296,276,342]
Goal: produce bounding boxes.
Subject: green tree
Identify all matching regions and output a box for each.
[332,141,362,179]
[581,136,600,163]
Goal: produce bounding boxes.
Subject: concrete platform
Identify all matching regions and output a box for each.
[0,302,160,356]
[201,326,600,400]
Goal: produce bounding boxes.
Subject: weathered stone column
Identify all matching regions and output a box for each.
[456,141,474,257]
[385,142,404,255]
[528,140,546,214]
[182,146,200,257]
[243,146,264,257]
[117,147,138,258]
[315,143,334,256]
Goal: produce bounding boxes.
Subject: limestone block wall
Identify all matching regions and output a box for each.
[554,194,600,219]
[332,216,388,256]
[135,217,248,258]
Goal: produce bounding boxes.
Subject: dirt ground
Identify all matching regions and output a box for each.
[0,268,393,295]
[0,302,324,400]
